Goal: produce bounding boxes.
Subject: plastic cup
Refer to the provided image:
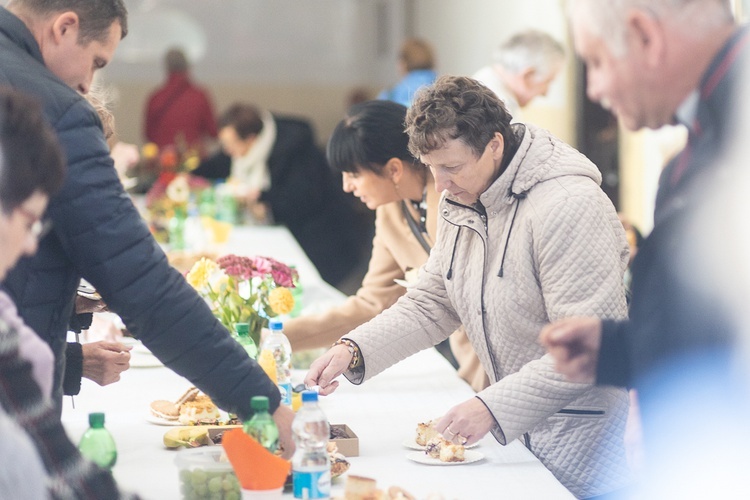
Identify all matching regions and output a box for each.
[241,486,283,499]
[174,447,241,500]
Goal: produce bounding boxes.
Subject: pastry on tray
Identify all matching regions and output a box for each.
[179,394,221,425]
[149,387,233,425]
[424,436,465,463]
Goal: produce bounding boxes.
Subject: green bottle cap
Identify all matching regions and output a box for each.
[89,412,105,428]
[251,396,269,412]
[235,323,250,336]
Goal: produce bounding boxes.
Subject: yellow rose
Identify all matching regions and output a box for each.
[142,142,159,160]
[269,287,295,315]
[183,154,200,172]
[186,257,218,290]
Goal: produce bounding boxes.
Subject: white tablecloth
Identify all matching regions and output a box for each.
[61,225,574,499]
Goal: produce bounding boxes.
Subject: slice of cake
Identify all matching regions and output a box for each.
[424,436,465,463]
[178,394,220,425]
[415,420,439,446]
[439,440,465,463]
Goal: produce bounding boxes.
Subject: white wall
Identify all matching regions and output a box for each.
[413,0,574,143]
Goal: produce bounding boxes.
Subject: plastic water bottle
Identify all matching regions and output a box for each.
[292,391,330,499]
[260,319,293,407]
[184,206,206,252]
[243,396,279,453]
[78,412,117,469]
[234,322,258,360]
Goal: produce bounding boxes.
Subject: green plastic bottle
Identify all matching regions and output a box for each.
[243,396,279,453]
[234,322,258,359]
[78,412,117,469]
[168,205,187,250]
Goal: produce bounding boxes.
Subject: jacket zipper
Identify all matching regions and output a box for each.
[443,203,500,381]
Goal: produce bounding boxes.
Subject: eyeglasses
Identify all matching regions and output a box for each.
[17,206,53,241]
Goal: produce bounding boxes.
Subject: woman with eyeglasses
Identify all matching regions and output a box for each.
[306,76,633,499]
[0,88,130,497]
[282,99,489,392]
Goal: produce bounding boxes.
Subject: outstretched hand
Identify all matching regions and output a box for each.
[303,344,353,396]
[435,397,495,446]
[82,341,132,386]
[539,316,602,384]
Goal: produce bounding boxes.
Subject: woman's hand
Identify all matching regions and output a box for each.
[435,397,495,446]
[303,344,353,396]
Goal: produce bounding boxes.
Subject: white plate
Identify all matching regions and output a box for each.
[145,414,182,426]
[402,438,478,450]
[130,349,163,368]
[406,449,484,466]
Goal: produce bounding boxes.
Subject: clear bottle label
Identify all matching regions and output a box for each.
[293,467,330,499]
[279,382,293,407]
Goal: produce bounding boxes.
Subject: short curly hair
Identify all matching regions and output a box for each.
[405,75,513,159]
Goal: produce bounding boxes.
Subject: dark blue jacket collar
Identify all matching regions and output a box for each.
[0,7,44,65]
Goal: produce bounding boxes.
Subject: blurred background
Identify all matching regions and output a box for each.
[98,0,750,235]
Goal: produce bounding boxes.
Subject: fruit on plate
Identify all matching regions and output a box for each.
[163,427,211,449]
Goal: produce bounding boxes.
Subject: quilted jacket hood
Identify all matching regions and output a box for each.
[346,123,632,497]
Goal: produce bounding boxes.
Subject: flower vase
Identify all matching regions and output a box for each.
[246,315,266,350]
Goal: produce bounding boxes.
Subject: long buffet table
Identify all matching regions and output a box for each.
[61,225,574,499]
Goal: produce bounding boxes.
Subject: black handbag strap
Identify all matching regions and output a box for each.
[401,200,432,255]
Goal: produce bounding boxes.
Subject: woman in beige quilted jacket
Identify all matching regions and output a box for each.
[284,100,489,392]
[306,76,632,499]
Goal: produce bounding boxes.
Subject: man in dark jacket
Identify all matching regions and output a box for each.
[0,0,295,456]
[540,0,749,495]
[203,103,373,288]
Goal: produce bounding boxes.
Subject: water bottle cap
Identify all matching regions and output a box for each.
[89,412,105,427]
[269,319,283,331]
[301,390,318,403]
[250,396,269,411]
[234,323,249,335]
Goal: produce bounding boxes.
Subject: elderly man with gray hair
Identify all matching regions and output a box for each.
[541,0,750,496]
[472,29,565,119]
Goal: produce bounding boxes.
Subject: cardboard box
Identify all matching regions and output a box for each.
[330,424,359,457]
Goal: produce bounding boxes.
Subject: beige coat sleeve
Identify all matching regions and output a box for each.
[284,211,408,351]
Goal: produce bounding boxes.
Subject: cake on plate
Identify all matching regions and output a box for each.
[424,436,465,463]
[415,420,439,446]
[179,394,220,425]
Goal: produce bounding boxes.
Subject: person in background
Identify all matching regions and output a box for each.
[144,47,218,155]
[0,87,135,499]
[472,29,565,120]
[284,100,488,391]
[306,76,632,499]
[540,0,749,495]
[0,0,295,456]
[378,37,438,108]
[209,103,373,289]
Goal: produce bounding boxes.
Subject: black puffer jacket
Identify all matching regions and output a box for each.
[0,7,280,416]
